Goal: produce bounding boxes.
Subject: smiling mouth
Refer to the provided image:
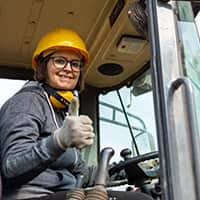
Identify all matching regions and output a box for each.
[58,74,73,79]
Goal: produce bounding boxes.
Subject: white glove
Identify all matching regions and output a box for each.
[54,115,95,149]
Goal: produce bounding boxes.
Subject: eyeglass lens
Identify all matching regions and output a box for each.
[52,56,82,71]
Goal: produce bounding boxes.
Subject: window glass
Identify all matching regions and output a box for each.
[177,2,200,131]
[99,69,157,163]
[196,11,200,36]
[0,79,26,107]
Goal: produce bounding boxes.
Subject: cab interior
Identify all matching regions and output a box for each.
[0,0,152,164]
[0,0,200,199]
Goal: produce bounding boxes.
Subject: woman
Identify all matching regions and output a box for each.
[0,28,154,200]
[0,28,95,200]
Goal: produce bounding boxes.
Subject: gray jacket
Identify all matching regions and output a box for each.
[0,81,94,199]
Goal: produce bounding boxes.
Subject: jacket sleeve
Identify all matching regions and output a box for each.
[0,91,64,186]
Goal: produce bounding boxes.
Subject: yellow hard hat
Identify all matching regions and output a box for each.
[32,28,89,70]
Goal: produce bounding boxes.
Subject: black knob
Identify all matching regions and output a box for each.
[120,148,132,160]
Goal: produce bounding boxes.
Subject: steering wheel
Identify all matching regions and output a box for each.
[109,151,159,187]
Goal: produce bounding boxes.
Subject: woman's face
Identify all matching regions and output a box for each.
[46,49,82,90]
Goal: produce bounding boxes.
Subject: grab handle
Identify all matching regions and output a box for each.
[168,77,200,199]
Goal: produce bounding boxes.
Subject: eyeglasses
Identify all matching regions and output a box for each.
[49,56,83,72]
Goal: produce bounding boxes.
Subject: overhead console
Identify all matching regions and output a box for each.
[84,0,150,88]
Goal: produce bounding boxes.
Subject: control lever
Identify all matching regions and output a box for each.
[76,175,84,188]
[95,147,115,186]
[66,175,85,200]
[85,147,115,200]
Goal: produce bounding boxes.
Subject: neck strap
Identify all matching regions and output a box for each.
[43,84,74,109]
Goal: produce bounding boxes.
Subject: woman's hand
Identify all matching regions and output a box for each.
[54,115,95,149]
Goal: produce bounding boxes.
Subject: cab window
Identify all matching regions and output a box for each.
[99,68,157,162]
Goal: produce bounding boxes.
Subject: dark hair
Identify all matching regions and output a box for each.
[33,54,85,92]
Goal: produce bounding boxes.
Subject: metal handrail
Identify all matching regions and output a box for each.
[168,77,200,200]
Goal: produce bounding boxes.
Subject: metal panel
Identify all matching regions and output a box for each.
[148,1,199,200]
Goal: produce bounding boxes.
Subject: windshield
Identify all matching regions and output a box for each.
[99,68,157,162]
